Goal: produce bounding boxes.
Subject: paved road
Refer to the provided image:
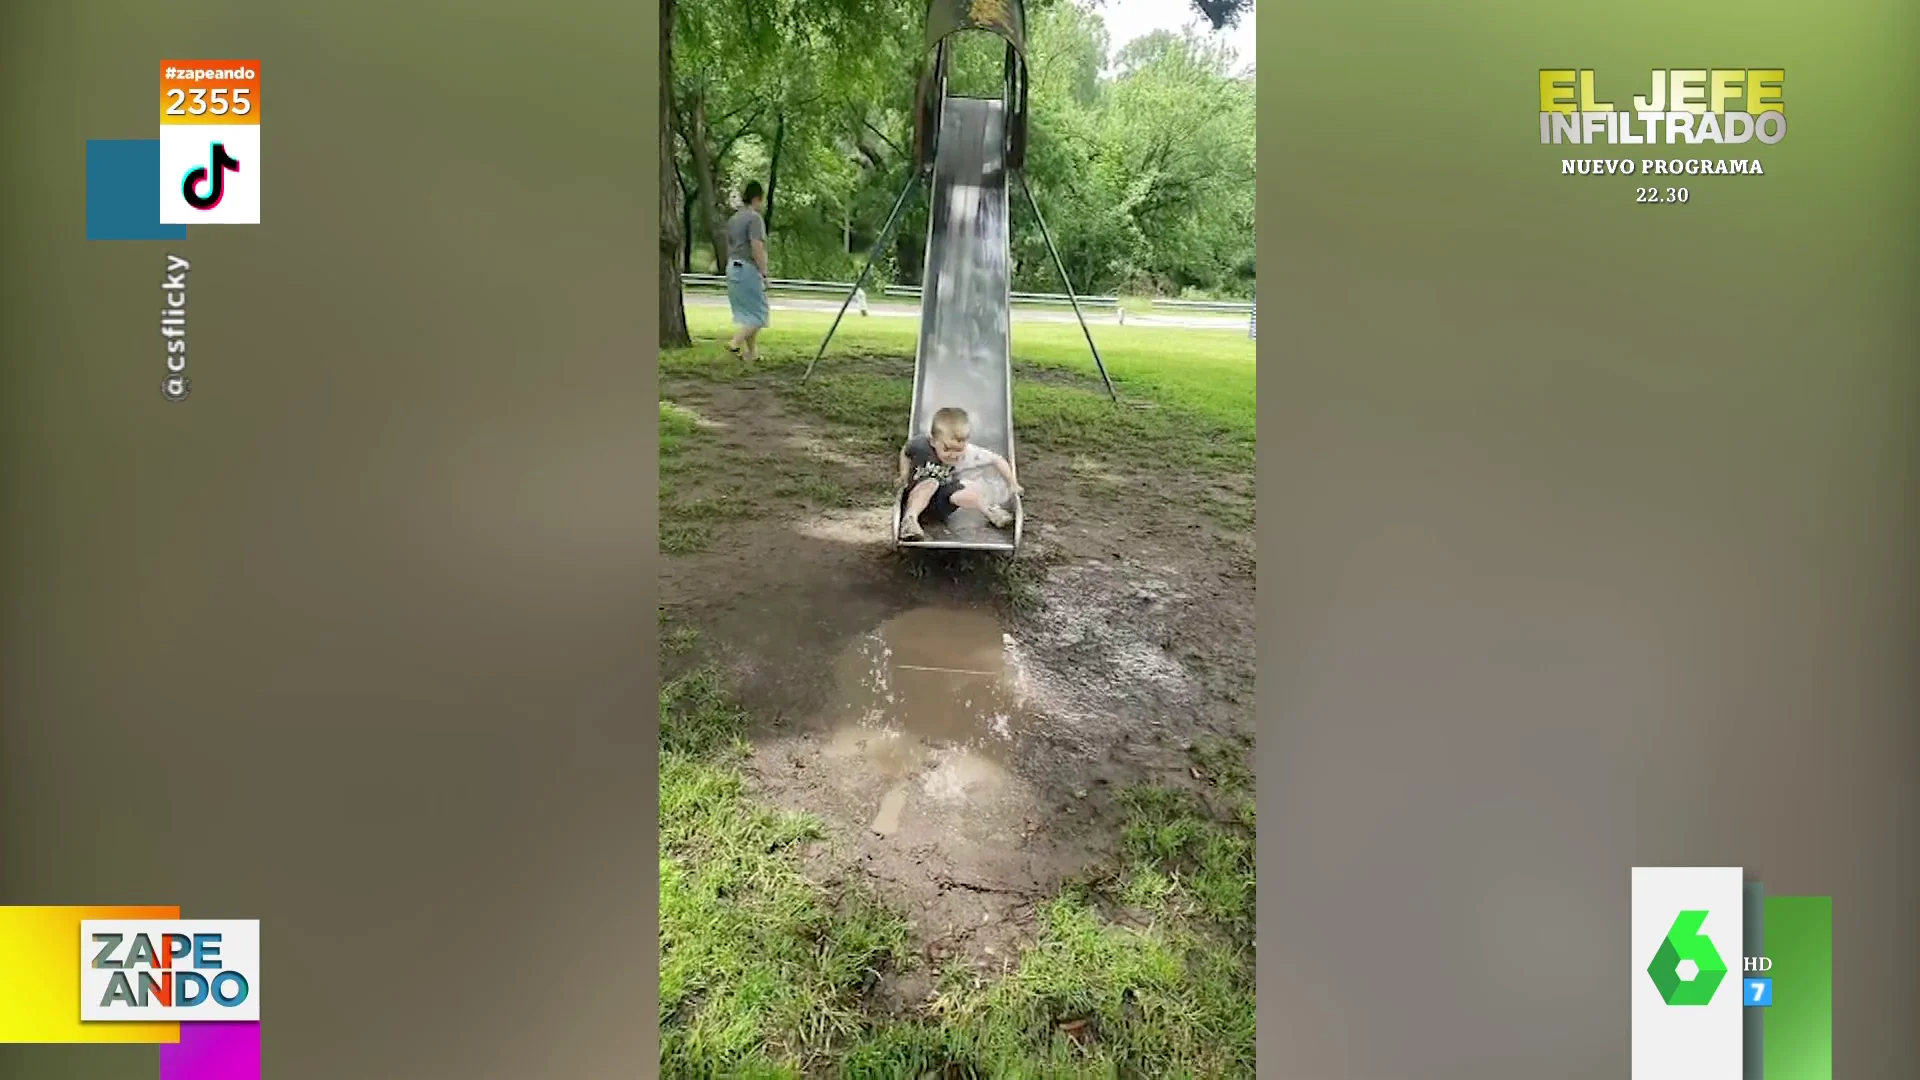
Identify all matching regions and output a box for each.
[682,291,1250,332]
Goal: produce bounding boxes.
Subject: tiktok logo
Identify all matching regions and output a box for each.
[181,143,241,211]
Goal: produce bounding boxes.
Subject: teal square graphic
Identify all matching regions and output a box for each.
[86,139,187,242]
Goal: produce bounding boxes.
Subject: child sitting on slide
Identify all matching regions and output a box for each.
[896,407,1020,540]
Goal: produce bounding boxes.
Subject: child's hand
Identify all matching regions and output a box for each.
[1010,481,1024,497]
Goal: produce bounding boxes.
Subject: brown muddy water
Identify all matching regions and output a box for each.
[814,606,1036,835]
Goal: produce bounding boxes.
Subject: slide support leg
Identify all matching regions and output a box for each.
[804,173,921,384]
[1018,171,1117,403]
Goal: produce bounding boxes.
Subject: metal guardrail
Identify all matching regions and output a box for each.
[682,275,1114,307]
[881,285,1118,308]
[1153,297,1255,313]
[682,274,1246,318]
[681,273,849,294]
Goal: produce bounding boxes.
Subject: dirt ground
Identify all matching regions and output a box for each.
[661,373,1255,1011]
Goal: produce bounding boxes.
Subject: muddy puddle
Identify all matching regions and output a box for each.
[814,606,1036,835]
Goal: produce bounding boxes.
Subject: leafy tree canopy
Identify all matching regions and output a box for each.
[665,0,1256,301]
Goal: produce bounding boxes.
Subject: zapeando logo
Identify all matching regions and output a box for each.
[181,142,241,210]
[90,929,250,1010]
[1647,910,1729,1006]
[79,918,261,1022]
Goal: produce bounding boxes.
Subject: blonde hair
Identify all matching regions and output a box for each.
[930,407,971,442]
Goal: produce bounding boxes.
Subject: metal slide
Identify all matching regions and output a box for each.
[891,97,1022,552]
[802,0,1112,552]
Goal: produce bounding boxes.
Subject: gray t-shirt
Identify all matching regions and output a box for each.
[903,434,954,486]
[725,206,766,267]
[903,434,998,487]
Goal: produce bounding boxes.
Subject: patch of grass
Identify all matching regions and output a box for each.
[664,624,701,655]
[659,399,778,553]
[722,441,883,509]
[986,552,1054,616]
[1189,736,1255,794]
[1116,786,1255,932]
[1065,456,1124,496]
[660,387,881,559]
[659,400,717,555]
[659,671,913,1077]
[659,668,749,759]
[1202,493,1255,532]
[672,491,757,522]
[679,305,1253,415]
[892,548,1052,616]
[767,470,866,507]
[659,608,702,659]
[1018,381,1248,473]
[775,368,1247,484]
[785,373,913,437]
[844,893,1254,1078]
[664,309,1255,552]
[660,521,712,556]
[842,748,1257,1077]
[674,306,1254,471]
[660,400,702,454]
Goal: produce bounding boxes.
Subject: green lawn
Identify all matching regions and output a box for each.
[658,307,1257,1077]
[684,302,1258,399]
[668,306,1255,524]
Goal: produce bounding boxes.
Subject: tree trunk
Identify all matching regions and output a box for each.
[894,202,925,285]
[677,168,693,274]
[659,0,690,348]
[684,90,730,273]
[764,112,786,232]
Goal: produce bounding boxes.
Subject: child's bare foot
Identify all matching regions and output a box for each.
[983,504,1013,528]
[899,518,926,541]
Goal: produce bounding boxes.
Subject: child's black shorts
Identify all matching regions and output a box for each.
[901,478,961,522]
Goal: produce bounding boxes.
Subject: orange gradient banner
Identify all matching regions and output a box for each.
[159,59,261,125]
[0,905,181,1043]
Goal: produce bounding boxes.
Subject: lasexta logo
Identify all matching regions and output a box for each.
[1647,910,1728,1005]
[182,143,241,210]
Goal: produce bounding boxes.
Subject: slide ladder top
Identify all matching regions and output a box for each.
[924,0,1028,58]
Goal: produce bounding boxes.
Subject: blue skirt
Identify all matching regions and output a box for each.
[726,262,769,329]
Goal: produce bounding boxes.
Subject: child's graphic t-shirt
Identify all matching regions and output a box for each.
[904,435,1001,492]
[904,434,955,485]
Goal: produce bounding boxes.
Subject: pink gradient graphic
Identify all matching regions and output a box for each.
[158,1022,260,1080]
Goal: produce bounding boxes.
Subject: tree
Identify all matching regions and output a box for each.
[668,0,922,287]
[672,0,782,272]
[660,0,691,348]
[1101,31,1254,294]
[660,0,1257,328]
[1190,0,1253,31]
[1007,12,1254,297]
[679,91,756,273]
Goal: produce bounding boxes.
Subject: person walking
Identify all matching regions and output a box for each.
[724,180,771,360]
